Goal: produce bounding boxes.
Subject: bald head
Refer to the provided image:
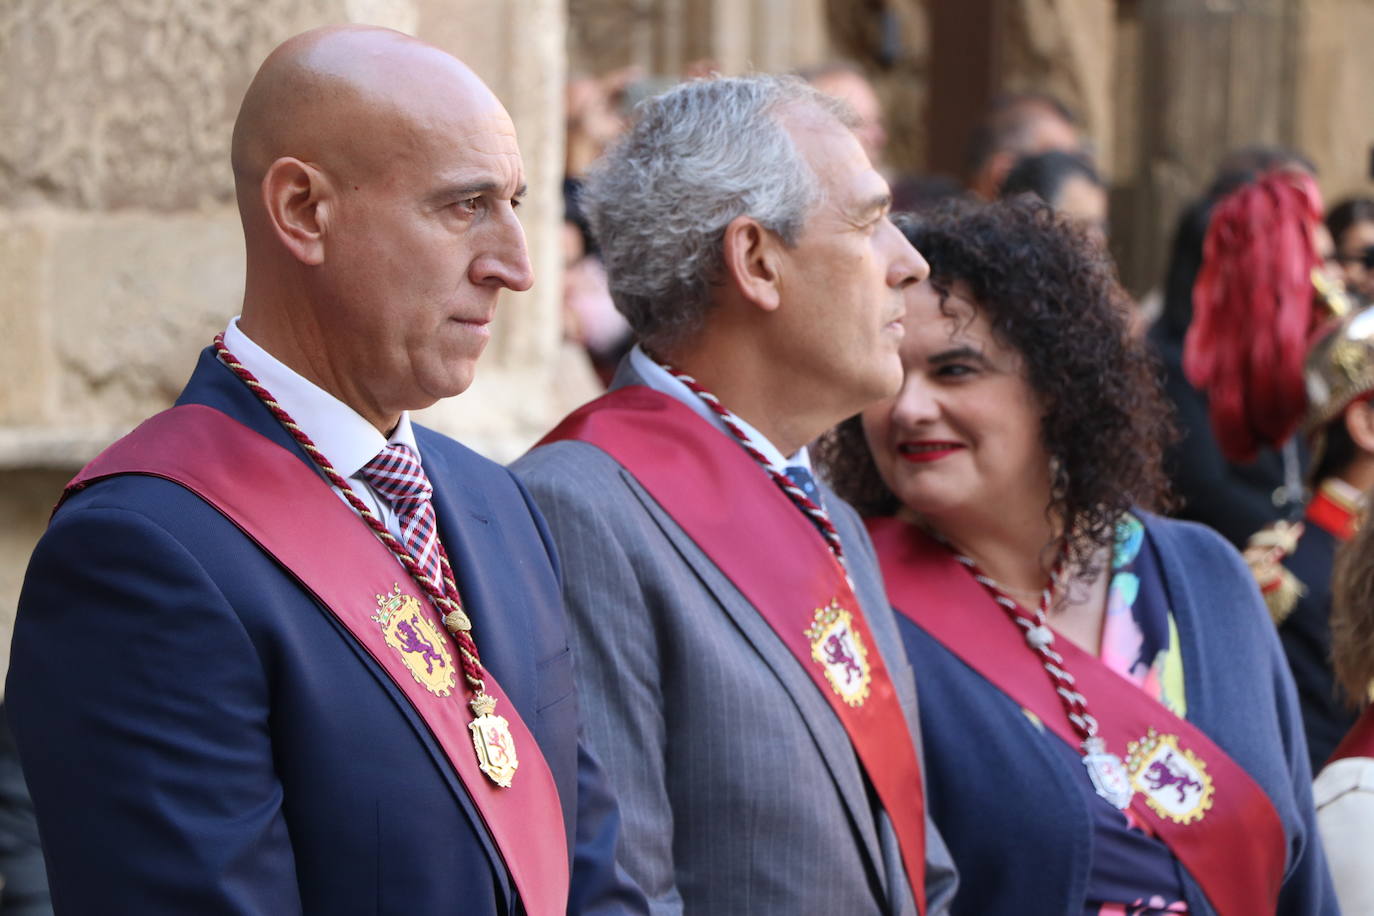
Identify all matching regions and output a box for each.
[234,27,504,196]
[230,26,532,432]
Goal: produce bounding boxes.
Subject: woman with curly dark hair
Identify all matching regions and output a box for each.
[818,198,1335,915]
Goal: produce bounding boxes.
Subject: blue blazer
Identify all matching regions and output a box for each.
[897,513,1336,916]
[8,349,645,915]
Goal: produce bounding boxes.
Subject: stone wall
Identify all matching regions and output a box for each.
[1295,0,1374,205]
[1108,0,1374,294]
[827,0,929,176]
[568,0,829,77]
[997,0,1115,178]
[1111,0,1300,293]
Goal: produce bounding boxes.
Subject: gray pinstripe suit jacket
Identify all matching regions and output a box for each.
[511,361,957,916]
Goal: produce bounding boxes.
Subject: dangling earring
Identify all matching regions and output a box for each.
[1048,455,1068,504]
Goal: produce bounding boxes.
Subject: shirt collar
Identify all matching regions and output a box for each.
[628,344,812,474]
[222,317,420,479]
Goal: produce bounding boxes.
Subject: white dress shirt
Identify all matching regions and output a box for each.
[628,344,814,476]
[222,317,420,542]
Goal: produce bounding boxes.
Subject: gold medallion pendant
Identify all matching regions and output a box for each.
[469,694,519,788]
[805,600,872,707]
[373,585,457,697]
[1126,729,1215,824]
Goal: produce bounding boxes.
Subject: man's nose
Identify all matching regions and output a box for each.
[885,220,930,289]
[474,209,534,292]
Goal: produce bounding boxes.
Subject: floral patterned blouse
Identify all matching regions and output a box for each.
[1084,514,1190,915]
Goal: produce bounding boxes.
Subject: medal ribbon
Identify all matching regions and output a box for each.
[62,404,569,915]
[868,516,1286,916]
[538,385,928,915]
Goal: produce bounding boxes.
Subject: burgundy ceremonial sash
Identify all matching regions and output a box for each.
[538,386,928,914]
[867,516,1286,916]
[62,405,569,916]
[1329,705,1374,764]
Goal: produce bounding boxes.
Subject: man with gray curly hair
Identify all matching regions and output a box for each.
[513,75,957,915]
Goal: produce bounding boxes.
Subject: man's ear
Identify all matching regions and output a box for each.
[721,215,783,313]
[262,157,331,266]
[1345,398,1374,454]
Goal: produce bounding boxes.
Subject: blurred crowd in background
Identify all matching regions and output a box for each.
[560,60,1374,380]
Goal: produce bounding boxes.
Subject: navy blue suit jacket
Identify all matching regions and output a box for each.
[8,349,644,915]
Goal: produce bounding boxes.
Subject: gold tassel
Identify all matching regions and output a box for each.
[1262,568,1306,625]
[1243,521,1307,625]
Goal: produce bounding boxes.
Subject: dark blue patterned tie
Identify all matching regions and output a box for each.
[785,465,823,509]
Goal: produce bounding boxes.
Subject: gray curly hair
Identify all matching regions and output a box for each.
[581,74,850,352]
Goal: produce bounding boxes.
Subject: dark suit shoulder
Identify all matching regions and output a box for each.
[1143,510,1256,587]
[1141,511,1281,643]
[414,422,501,471]
[510,439,631,500]
[51,472,248,565]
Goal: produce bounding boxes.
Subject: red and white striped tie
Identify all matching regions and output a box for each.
[360,443,443,591]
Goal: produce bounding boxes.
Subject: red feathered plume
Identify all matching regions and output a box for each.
[1183,170,1325,463]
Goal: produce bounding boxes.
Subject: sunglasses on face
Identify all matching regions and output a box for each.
[1335,246,1374,270]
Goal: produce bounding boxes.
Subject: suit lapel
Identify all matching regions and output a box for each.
[177,348,323,466]
[175,348,513,906]
[607,357,891,892]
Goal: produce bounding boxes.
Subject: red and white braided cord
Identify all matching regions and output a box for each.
[213,333,489,699]
[658,362,847,563]
[952,549,1101,742]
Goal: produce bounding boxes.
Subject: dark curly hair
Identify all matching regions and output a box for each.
[816,197,1175,574]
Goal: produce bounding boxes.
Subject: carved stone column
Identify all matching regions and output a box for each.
[1112,0,1300,292]
[568,0,829,76]
[1293,0,1374,203]
[995,0,1115,176]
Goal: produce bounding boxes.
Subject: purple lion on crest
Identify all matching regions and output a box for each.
[823,631,863,685]
[396,615,445,675]
[1143,754,1201,804]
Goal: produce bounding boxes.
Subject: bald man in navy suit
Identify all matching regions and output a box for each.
[9,26,642,916]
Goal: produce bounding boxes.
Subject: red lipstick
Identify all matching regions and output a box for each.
[897,441,963,463]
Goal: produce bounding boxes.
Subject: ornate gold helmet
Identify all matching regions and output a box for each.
[1305,304,1374,434]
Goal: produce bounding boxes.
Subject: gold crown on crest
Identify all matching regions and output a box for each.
[372,583,406,624]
